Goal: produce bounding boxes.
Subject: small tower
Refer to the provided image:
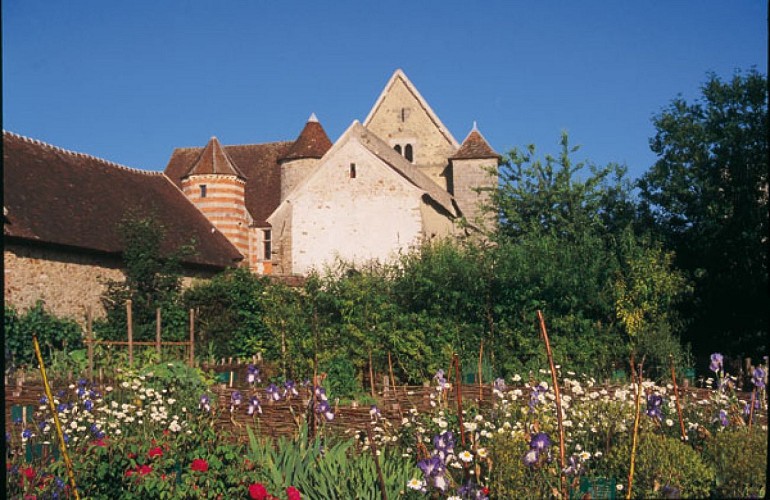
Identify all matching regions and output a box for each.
[180,137,250,258]
[449,123,500,230]
[279,113,332,201]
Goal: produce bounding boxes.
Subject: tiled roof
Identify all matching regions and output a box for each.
[165,141,292,227]
[450,127,500,160]
[279,114,332,162]
[184,136,245,178]
[3,131,243,269]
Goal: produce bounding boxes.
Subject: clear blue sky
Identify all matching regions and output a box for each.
[3,1,767,181]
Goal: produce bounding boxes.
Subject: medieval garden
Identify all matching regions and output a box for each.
[4,69,768,499]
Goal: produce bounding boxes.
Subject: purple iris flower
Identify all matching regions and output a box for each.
[434,370,448,390]
[231,391,242,405]
[38,421,48,431]
[530,432,551,452]
[718,409,729,426]
[314,386,328,401]
[39,396,48,405]
[493,377,506,393]
[266,383,281,401]
[246,364,261,385]
[283,380,299,398]
[199,394,211,412]
[432,430,455,460]
[562,455,582,476]
[709,353,724,374]
[56,403,69,413]
[752,367,766,389]
[84,399,94,412]
[369,405,381,420]
[77,378,88,387]
[247,395,262,415]
[22,428,32,439]
[316,400,334,421]
[646,394,663,420]
[417,456,444,478]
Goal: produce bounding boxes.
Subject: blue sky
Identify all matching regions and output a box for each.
[3,1,767,181]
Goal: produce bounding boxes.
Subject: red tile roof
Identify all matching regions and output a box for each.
[450,128,500,160]
[165,141,292,227]
[279,116,332,162]
[184,136,245,178]
[3,131,243,269]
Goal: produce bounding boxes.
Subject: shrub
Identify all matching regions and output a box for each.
[596,432,715,498]
[703,426,767,498]
[488,433,556,499]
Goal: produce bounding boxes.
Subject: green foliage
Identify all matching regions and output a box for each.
[703,426,767,498]
[245,425,412,500]
[596,432,715,498]
[638,69,768,361]
[321,355,359,399]
[4,301,83,370]
[97,214,191,342]
[488,433,556,498]
[183,268,272,360]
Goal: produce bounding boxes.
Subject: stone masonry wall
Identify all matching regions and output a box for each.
[4,243,124,322]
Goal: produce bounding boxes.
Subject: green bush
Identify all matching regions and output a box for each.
[4,301,83,370]
[488,433,556,499]
[597,432,715,498]
[322,354,359,399]
[703,426,767,498]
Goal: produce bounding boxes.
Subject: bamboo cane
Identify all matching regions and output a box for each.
[669,355,687,441]
[453,354,466,448]
[369,350,376,398]
[478,340,484,402]
[156,308,162,359]
[126,299,133,367]
[33,335,80,500]
[627,355,645,500]
[536,310,567,500]
[366,424,388,500]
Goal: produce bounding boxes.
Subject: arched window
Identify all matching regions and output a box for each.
[349,163,357,179]
[394,145,402,155]
[404,144,413,163]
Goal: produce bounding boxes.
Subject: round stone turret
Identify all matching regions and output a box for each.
[279,113,332,201]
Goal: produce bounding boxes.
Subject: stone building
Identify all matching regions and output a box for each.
[4,69,499,317]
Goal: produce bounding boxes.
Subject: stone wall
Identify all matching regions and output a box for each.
[4,242,218,324]
[4,243,125,322]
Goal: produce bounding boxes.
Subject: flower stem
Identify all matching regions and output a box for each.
[669,355,687,441]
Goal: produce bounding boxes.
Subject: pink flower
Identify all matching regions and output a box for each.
[190,458,209,472]
[286,486,301,500]
[249,483,268,500]
[148,446,163,459]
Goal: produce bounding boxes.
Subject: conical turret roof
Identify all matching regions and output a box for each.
[279,114,332,162]
[451,123,500,160]
[184,136,245,178]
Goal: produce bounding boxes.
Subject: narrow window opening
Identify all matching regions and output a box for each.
[394,144,402,155]
[200,184,207,198]
[263,230,272,261]
[349,163,357,179]
[404,144,413,163]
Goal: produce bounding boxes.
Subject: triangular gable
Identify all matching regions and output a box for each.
[363,69,459,149]
[269,121,458,225]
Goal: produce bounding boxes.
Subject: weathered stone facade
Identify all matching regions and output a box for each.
[4,243,124,321]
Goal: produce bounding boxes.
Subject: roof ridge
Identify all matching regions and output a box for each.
[3,130,162,176]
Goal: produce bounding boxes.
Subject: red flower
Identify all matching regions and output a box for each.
[92,438,107,447]
[127,452,138,459]
[286,486,301,500]
[249,483,268,500]
[190,458,209,472]
[125,469,134,477]
[482,486,490,495]
[148,446,163,459]
[22,467,35,482]
[137,465,152,475]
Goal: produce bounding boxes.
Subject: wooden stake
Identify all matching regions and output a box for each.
[366,424,388,500]
[536,310,567,500]
[627,355,645,500]
[126,299,133,367]
[453,354,466,448]
[369,350,375,398]
[478,340,484,402]
[669,355,687,442]
[86,307,94,380]
[388,352,396,393]
[188,309,195,367]
[156,308,162,359]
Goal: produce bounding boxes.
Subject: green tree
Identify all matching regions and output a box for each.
[96,214,191,342]
[638,69,768,363]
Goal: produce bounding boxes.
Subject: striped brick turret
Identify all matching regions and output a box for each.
[180,137,250,258]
